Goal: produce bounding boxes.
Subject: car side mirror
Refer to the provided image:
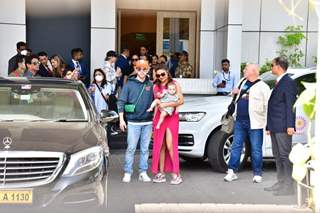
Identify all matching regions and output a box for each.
[100,110,119,124]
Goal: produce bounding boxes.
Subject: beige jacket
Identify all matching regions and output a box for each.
[235,78,271,129]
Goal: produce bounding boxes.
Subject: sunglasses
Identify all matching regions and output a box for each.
[32,61,40,65]
[156,73,166,78]
[132,58,139,61]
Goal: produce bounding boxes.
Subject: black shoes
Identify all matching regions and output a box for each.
[265,182,295,196]
[273,185,295,196]
[264,182,282,192]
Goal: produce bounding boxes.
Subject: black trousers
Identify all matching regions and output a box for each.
[270,132,293,186]
[108,94,118,112]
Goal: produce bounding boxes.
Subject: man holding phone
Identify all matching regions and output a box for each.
[212,59,237,95]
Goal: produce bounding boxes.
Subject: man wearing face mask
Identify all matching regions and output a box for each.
[117,60,154,183]
[8,41,27,75]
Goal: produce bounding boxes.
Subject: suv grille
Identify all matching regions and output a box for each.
[0,151,65,188]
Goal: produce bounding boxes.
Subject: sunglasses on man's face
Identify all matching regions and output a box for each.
[156,73,166,78]
[32,61,40,65]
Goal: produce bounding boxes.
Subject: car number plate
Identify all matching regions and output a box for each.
[0,190,33,204]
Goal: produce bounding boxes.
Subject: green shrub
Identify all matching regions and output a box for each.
[277,25,305,68]
[260,59,273,74]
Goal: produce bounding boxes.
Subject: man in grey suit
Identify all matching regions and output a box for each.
[265,56,298,196]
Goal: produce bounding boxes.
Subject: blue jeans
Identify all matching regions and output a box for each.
[124,122,153,174]
[228,120,263,176]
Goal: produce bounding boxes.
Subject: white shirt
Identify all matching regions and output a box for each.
[102,61,117,94]
[276,72,287,83]
[72,59,82,73]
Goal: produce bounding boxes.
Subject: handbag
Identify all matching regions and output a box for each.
[124,84,146,113]
[220,79,261,134]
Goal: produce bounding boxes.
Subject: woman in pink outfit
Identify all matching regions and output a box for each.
[151,65,184,185]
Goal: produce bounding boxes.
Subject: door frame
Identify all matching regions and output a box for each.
[156,11,196,71]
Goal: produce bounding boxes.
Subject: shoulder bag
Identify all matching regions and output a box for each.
[124,84,146,113]
[221,79,261,134]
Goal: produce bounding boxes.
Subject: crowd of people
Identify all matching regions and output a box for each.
[6,41,193,185]
[7,41,298,193]
[7,42,195,82]
[8,42,88,82]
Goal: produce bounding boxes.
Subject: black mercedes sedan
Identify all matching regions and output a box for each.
[0,77,117,211]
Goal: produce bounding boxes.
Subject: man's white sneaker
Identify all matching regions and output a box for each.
[139,172,151,182]
[224,169,238,182]
[253,175,262,183]
[122,173,131,183]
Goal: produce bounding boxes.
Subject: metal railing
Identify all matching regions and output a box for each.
[297,163,315,208]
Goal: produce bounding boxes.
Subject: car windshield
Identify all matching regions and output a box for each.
[0,85,88,122]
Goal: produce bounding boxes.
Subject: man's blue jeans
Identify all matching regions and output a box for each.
[124,122,152,174]
[228,120,263,176]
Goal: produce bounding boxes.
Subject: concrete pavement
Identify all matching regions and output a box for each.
[106,151,303,213]
[135,204,311,213]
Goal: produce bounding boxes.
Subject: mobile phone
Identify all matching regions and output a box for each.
[222,80,226,85]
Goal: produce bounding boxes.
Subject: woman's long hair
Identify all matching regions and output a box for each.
[92,68,107,88]
[154,64,173,87]
[50,54,66,78]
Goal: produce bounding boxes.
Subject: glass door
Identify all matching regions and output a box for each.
[156,12,196,75]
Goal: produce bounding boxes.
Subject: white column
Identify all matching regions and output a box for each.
[199,0,215,78]
[226,0,243,82]
[314,3,320,212]
[91,0,116,79]
[0,0,26,77]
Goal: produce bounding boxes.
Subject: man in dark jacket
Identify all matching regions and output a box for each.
[8,41,27,75]
[67,48,88,85]
[115,48,130,87]
[118,60,153,183]
[265,56,298,196]
[38,51,53,77]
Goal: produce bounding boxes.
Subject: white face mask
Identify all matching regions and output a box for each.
[21,50,28,56]
[95,75,103,82]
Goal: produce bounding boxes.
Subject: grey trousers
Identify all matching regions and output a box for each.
[270,132,293,186]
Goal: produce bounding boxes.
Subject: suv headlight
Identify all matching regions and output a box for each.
[179,112,206,122]
[62,146,103,177]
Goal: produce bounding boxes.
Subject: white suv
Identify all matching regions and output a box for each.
[178,68,315,172]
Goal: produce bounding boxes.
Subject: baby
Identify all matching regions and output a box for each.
[147,82,179,129]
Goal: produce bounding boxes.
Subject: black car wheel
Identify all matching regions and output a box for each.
[207,130,250,172]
